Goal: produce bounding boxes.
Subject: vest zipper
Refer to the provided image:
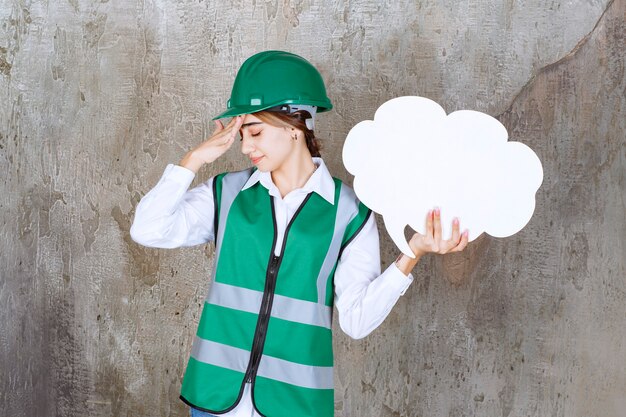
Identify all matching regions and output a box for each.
[243,193,313,386]
[244,253,280,383]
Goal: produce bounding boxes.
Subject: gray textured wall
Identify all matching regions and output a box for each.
[1,0,624,416]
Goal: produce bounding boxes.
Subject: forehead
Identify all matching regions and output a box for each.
[241,113,262,128]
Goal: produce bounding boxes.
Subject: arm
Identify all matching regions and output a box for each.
[334,207,470,339]
[129,164,216,248]
[334,215,419,340]
[130,116,245,248]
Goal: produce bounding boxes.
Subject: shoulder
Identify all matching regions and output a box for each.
[218,167,255,180]
[332,177,370,213]
[331,176,354,196]
[214,167,255,187]
[212,167,256,207]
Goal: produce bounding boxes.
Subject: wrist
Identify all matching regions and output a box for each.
[179,151,205,174]
[394,252,422,276]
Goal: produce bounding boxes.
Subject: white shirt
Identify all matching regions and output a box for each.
[130,157,414,417]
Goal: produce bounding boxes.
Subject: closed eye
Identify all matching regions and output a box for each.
[240,132,261,141]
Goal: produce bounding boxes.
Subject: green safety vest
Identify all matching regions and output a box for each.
[180,167,371,417]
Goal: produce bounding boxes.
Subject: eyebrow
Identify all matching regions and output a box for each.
[240,122,263,129]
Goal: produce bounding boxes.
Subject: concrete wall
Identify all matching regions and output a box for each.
[1,0,624,416]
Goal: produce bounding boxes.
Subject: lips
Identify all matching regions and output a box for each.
[250,156,264,164]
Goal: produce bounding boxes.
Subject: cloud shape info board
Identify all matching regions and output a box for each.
[342,96,544,258]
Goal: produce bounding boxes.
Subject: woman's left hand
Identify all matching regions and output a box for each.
[408,207,469,258]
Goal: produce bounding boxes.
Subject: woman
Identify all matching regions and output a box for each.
[130,50,468,417]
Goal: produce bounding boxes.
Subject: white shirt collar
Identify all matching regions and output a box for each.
[241,157,335,205]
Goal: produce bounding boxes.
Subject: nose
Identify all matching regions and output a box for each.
[240,132,255,155]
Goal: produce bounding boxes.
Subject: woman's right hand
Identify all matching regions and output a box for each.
[179,115,245,173]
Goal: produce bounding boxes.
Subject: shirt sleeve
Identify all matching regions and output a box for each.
[129,163,216,248]
[334,214,414,339]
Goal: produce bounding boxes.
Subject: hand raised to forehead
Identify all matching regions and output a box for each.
[179,116,244,173]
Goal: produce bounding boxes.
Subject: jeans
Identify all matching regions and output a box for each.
[189,407,219,417]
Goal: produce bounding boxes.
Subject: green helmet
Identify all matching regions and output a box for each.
[213,50,333,120]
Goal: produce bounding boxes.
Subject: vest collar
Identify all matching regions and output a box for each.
[241,157,336,205]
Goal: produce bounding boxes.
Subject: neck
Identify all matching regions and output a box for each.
[271,152,317,198]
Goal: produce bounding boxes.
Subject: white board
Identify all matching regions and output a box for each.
[342,96,544,258]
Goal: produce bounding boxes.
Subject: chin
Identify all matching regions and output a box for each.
[253,163,273,172]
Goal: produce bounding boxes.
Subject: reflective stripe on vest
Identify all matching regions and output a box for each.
[210,168,254,284]
[180,168,371,417]
[206,282,332,329]
[190,336,333,390]
[314,183,360,304]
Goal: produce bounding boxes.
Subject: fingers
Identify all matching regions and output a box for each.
[208,119,229,143]
[211,116,243,145]
[425,209,434,238]
[232,115,244,136]
[224,115,240,128]
[449,229,469,252]
[446,216,467,252]
[214,115,240,135]
[226,116,244,144]
[415,208,469,256]
[432,207,469,254]
[433,207,442,247]
[450,217,460,244]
